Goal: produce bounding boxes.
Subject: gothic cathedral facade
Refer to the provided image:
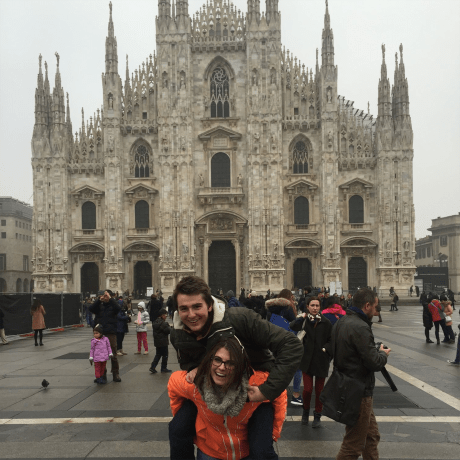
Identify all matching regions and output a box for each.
[31,0,416,295]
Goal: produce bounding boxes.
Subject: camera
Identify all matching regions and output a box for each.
[375,341,388,350]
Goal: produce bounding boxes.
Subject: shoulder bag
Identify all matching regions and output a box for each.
[296,318,308,342]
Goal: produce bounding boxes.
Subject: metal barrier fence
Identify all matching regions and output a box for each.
[0,293,82,336]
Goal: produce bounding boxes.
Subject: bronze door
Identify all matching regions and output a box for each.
[348,257,367,293]
[81,262,99,296]
[293,258,312,290]
[208,240,236,295]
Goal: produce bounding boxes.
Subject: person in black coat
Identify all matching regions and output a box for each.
[116,309,130,355]
[89,290,122,382]
[148,293,163,322]
[149,308,171,373]
[422,296,434,343]
[291,296,332,427]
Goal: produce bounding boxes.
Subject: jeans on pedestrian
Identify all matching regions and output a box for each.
[336,396,380,460]
[86,312,93,327]
[445,325,455,341]
[293,369,302,393]
[434,319,449,342]
[247,403,278,460]
[169,399,197,460]
[116,332,125,350]
[151,346,168,370]
[302,373,326,413]
[169,401,277,460]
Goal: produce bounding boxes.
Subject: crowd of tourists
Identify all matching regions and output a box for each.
[6,276,457,460]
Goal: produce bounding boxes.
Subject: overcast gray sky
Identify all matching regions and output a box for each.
[0,0,459,238]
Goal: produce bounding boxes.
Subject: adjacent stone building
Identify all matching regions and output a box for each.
[31,0,416,295]
[0,197,33,293]
[416,214,460,293]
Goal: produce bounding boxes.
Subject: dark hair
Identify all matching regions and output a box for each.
[307,296,320,306]
[353,288,377,310]
[439,295,448,301]
[324,296,337,309]
[30,298,42,314]
[278,288,296,315]
[173,276,213,309]
[194,337,251,394]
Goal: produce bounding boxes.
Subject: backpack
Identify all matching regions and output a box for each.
[394,295,399,302]
[269,313,293,333]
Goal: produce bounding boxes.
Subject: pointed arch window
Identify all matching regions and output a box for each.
[210,67,230,118]
[294,197,309,225]
[135,200,149,229]
[135,145,150,178]
[349,195,364,223]
[82,201,96,229]
[292,141,309,174]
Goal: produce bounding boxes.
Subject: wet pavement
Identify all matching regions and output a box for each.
[0,304,459,459]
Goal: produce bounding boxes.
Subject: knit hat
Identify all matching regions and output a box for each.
[158,308,168,316]
[137,301,145,310]
[226,290,235,298]
[93,324,104,335]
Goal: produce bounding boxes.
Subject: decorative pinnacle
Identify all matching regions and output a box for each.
[381,43,385,60]
[109,1,112,15]
[39,54,42,69]
[395,52,398,66]
[399,43,404,62]
[44,61,48,73]
[55,52,60,68]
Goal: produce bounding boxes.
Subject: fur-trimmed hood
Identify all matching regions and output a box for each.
[173,295,226,330]
[265,298,292,309]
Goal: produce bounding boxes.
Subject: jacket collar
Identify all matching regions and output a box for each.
[348,306,372,325]
[173,295,226,330]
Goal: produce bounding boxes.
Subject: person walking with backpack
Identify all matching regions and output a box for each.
[290,296,332,427]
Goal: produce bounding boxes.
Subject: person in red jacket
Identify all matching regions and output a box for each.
[168,337,287,460]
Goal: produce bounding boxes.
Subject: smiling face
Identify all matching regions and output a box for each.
[177,293,213,334]
[210,347,235,387]
[307,299,321,316]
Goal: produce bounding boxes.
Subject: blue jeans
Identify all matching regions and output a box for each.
[293,369,302,393]
[169,400,278,460]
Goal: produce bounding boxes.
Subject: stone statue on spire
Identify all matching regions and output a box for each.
[55,52,60,67]
[399,43,403,59]
[39,54,42,68]
[381,43,385,60]
[109,1,112,14]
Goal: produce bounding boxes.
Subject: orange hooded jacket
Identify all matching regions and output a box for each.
[168,370,287,460]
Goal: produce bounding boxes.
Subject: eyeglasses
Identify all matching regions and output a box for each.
[211,356,236,369]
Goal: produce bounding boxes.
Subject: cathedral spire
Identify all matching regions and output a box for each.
[66,92,72,137]
[54,52,61,90]
[266,0,279,25]
[105,2,118,74]
[248,0,261,25]
[377,44,392,131]
[321,0,334,68]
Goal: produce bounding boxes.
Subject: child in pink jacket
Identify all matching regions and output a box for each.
[89,324,113,384]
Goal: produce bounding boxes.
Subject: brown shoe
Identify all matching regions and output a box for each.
[113,374,121,382]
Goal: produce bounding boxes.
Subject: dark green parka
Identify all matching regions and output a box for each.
[171,297,304,401]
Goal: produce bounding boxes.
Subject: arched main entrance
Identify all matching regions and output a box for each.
[208,241,236,295]
[134,261,152,297]
[293,258,312,290]
[81,262,99,296]
[348,257,367,293]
